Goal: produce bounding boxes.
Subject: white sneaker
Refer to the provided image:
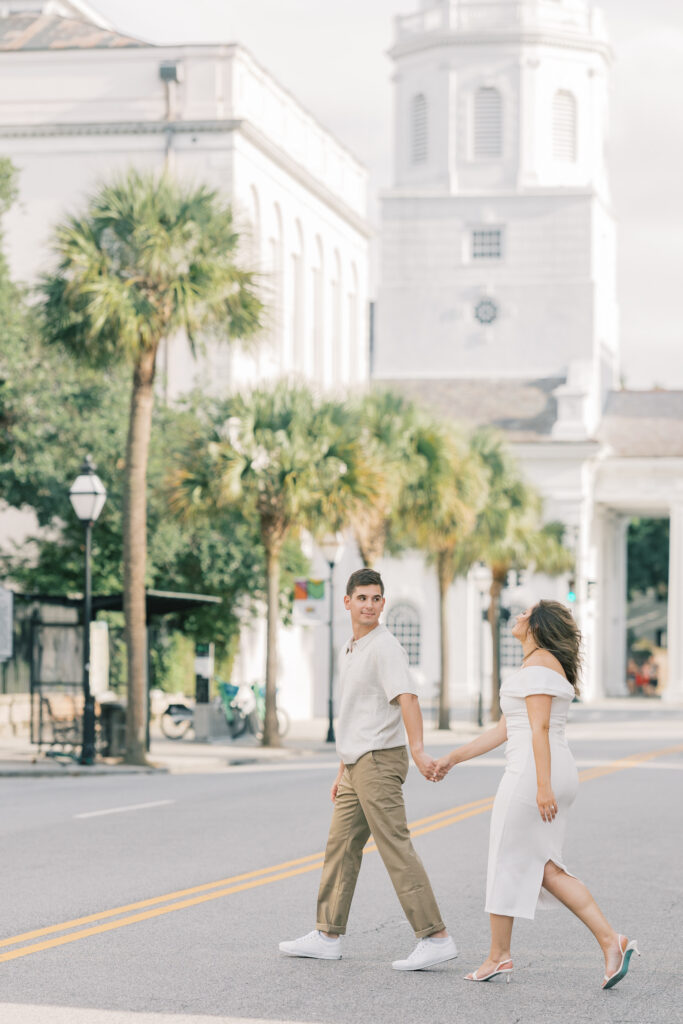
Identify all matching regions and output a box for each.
[392,935,458,971]
[279,929,342,960]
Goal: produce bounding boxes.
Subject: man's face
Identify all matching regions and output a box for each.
[344,584,385,631]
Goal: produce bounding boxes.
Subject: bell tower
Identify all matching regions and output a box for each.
[376,0,618,438]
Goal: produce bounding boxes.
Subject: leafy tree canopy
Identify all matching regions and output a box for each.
[0,328,306,657]
[627,517,669,600]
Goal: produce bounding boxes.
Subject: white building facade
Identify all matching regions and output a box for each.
[0,0,370,398]
[374,0,683,709]
[0,0,371,721]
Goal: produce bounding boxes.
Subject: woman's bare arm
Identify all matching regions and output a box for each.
[526,694,557,822]
[432,717,508,779]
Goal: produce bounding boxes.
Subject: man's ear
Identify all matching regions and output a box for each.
[343,594,351,609]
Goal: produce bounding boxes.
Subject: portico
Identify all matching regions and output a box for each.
[585,459,683,703]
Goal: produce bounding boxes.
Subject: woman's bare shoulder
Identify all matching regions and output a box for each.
[525,649,567,679]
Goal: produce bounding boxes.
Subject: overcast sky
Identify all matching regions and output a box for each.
[95,0,683,389]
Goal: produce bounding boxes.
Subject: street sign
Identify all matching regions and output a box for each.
[194,642,214,680]
[0,586,13,661]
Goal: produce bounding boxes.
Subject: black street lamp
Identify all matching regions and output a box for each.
[472,563,491,728]
[69,455,107,766]
[320,534,345,744]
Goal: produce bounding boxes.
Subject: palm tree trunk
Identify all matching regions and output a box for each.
[437,554,451,731]
[488,568,506,722]
[123,346,157,764]
[262,534,282,747]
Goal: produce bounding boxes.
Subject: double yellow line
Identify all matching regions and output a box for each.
[1,743,680,965]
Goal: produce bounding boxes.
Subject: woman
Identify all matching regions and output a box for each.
[433,600,639,989]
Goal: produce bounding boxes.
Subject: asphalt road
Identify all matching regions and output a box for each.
[1,720,682,1024]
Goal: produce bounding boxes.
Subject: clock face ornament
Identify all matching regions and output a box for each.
[474,297,498,324]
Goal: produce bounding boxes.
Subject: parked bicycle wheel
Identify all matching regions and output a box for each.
[253,706,290,741]
[161,703,194,740]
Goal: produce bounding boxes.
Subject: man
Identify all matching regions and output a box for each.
[279,568,457,970]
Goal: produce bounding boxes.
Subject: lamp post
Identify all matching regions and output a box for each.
[69,455,107,766]
[319,533,345,743]
[472,563,491,728]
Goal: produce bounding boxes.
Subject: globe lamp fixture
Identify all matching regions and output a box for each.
[69,455,107,524]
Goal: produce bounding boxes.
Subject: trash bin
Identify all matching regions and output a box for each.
[100,702,126,757]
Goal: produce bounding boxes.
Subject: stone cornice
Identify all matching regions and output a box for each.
[0,117,372,239]
[390,30,612,63]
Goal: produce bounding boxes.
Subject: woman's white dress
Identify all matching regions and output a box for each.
[485,666,579,920]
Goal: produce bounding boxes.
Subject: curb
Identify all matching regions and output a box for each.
[0,765,167,778]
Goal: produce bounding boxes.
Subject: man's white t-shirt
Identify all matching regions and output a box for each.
[335,623,418,766]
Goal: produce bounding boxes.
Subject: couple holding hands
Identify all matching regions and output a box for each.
[279,569,639,991]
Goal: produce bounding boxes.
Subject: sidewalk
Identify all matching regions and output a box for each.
[0,714,481,777]
[0,701,680,777]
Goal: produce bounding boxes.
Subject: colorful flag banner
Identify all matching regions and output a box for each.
[293,578,327,625]
[294,579,326,600]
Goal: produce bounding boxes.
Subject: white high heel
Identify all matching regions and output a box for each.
[465,958,513,983]
[602,935,640,990]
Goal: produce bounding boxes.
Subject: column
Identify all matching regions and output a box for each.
[665,502,683,703]
[589,508,628,701]
[604,514,629,696]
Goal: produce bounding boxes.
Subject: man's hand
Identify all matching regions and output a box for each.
[412,749,438,781]
[331,770,344,802]
[431,755,453,782]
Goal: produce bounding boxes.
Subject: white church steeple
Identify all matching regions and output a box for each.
[376,0,618,437]
[391,0,611,199]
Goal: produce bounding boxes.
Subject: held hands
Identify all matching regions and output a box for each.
[331,774,343,803]
[412,749,453,783]
[431,755,454,782]
[412,749,440,782]
[537,785,558,823]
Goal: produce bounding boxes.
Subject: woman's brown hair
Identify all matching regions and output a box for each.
[528,599,582,694]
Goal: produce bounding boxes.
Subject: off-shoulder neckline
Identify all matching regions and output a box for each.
[517,665,570,684]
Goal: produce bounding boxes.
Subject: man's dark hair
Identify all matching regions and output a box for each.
[346,568,384,597]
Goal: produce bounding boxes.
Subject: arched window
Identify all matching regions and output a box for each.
[347,262,359,383]
[312,236,324,382]
[386,603,422,667]
[290,220,305,371]
[249,184,261,266]
[411,93,428,164]
[473,86,502,159]
[269,203,284,358]
[331,249,342,383]
[553,90,577,162]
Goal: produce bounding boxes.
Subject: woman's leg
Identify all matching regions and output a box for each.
[541,861,623,973]
[466,914,514,979]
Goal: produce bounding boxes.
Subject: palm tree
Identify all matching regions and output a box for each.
[171,382,378,746]
[41,170,263,763]
[395,418,487,729]
[349,390,422,566]
[471,431,573,720]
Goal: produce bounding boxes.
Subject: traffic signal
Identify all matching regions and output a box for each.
[567,577,577,603]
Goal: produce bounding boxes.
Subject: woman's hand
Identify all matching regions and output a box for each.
[431,754,454,782]
[537,785,558,823]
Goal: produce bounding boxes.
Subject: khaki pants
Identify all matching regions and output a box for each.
[316,746,445,938]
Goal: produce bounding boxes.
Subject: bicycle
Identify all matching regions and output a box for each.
[160,682,290,741]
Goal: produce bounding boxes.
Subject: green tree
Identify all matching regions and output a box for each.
[393,418,487,729]
[171,382,377,746]
[0,344,304,680]
[39,170,263,763]
[348,391,422,567]
[470,431,573,720]
[627,518,669,600]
